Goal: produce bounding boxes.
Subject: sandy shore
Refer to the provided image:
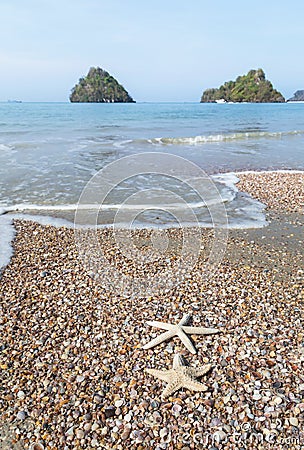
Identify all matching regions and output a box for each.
[0,172,303,449]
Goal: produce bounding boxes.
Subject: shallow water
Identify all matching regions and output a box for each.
[0,102,303,230]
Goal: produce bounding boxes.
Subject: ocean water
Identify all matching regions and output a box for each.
[0,102,303,247]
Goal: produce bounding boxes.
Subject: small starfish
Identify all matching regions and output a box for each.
[143,314,219,354]
[146,353,212,400]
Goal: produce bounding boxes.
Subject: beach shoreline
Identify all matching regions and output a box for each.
[0,171,303,449]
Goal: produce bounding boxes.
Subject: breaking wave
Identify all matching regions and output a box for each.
[147,130,304,146]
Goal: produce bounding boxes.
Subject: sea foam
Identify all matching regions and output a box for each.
[0,215,16,270]
[0,172,269,271]
[146,130,304,146]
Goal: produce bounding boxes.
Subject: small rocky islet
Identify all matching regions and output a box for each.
[287,90,304,102]
[69,67,135,103]
[200,69,285,103]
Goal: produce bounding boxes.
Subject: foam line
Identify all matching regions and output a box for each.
[148,130,304,146]
[0,171,272,272]
[0,216,15,270]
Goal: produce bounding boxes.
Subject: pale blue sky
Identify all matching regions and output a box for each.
[0,0,303,102]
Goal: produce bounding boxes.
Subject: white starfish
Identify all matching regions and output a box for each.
[143,314,219,354]
[146,353,212,400]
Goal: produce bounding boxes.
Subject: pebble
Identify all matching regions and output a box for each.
[289,417,298,427]
[93,394,103,404]
[160,428,168,438]
[17,390,26,399]
[223,394,231,404]
[30,444,44,450]
[211,418,222,426]
[76,375,85,383]
[91,422,100,431]
[172,404,182,415]
[213,430,227,442]
[84,423,92,432]
[76,429,84,439]
[273,397,283,405]
[101,426,108,436]
[16,411,26,420]
[115,399,124,408]
[65,427,74,437]
[151,400,159,408]
[105,407,116,419]
[121,428,131,440]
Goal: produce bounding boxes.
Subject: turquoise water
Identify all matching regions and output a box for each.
[0,102,303,227]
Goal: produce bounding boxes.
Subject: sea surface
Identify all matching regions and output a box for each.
[0,102,303,260]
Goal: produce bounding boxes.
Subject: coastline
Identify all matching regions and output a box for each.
[0,171,303,449]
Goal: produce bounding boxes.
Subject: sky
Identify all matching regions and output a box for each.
[0,0,303,102]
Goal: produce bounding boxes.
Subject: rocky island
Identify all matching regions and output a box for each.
[70,67,135,103]
[287,90,304,102]
[201,69,285,103]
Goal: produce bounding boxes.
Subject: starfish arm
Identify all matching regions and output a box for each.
[146,320,174,331]
[189,364,212,377]
[184,379,208,392]
[146,368,171,382]
[178,314,192,326]
[177,329,197,354]
[182,326,220,335]
[162,379,182,399]
[142,330,174,349]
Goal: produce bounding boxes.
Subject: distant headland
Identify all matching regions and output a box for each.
[200,69,285,103]
[70,67,135,103]
[287,90,304,102]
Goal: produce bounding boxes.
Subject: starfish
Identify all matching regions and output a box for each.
[146,353,212,400]
[143,314,219,354]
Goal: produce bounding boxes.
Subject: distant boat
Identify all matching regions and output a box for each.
[215,99,226,104]
[7,100,22,103]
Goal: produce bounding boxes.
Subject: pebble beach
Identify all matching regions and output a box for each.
[0,172,303,450]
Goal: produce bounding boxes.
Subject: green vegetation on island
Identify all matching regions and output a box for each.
[70,67,135,103]
[200,69,285,103]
